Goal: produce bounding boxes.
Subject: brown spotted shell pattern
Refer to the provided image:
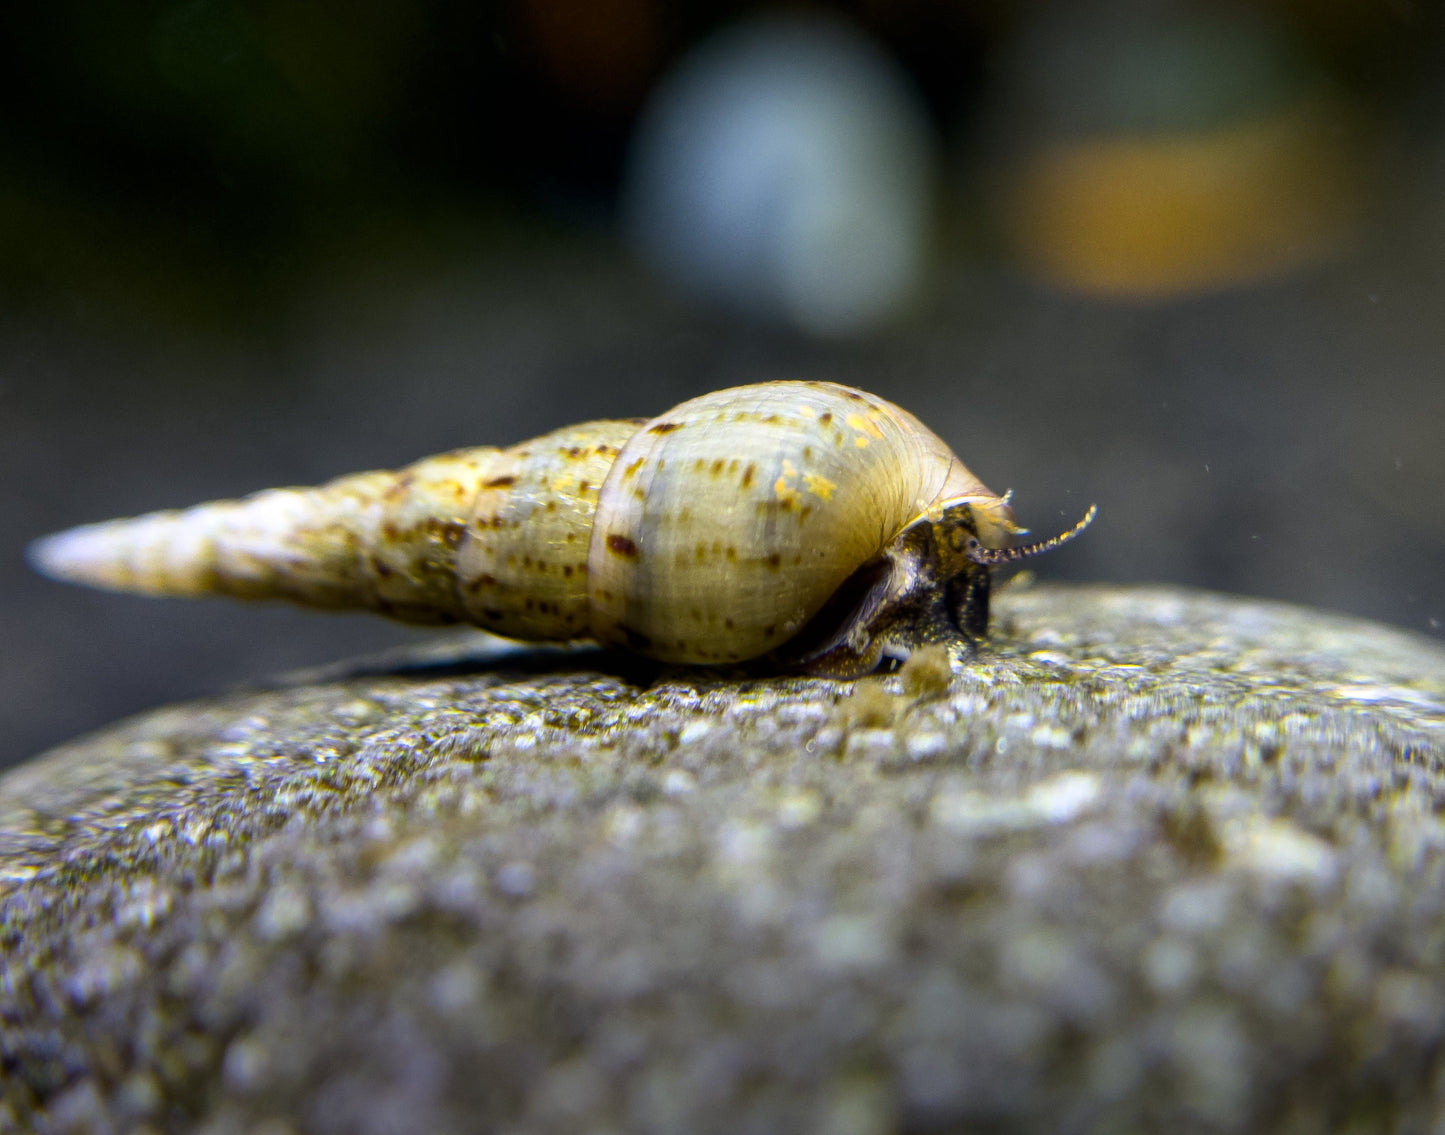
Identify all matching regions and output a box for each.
[29,381,1094,675]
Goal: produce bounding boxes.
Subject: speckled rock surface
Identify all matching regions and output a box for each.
[3,583,1445,1134]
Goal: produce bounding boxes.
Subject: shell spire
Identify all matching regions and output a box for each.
[28,469,464,622]
[28,420,643,635]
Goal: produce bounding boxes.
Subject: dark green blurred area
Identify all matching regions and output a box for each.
[3,1,515,325]
[0,0,1430,323]
[2,0,1443,768]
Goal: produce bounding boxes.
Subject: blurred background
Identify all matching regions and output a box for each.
[2,0,1442,769]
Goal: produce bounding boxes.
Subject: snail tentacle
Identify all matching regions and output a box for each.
[964,504,1097,567]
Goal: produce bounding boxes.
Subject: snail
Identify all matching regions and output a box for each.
[28,381,1094,677]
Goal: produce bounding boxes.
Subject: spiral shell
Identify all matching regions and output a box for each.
[29,381,1094,676]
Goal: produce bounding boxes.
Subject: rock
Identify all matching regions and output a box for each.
[3,583,1445,1134]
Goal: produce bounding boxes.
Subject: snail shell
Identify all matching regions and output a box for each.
[29,381,1094,676]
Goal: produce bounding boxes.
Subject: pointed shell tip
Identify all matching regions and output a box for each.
[26,528,83,582]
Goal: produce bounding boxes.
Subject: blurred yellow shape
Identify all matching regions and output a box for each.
[1001,99,1365,298]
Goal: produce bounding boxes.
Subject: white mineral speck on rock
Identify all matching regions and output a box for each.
[115,878,173,931]
[494,860,537,898]
[930,771,1101,835]
[1329,684,1445,712]
[433,862,483,910]
[1026,771,1101,822]
[254,883,311,941]
[812,913,894,972]
[1374,970,1445,1035]
[1160,879,1237,935]
[904,732,947,761]
[776,788,823,829]
[221,1033,270,1091]
[427,961,482,1013]
[1029,724,1076,750]
[606,804,646,846]
[662,769,697,796]
[930,789,1032,835]
[1143,936,1199,996]
[63,946,145,1009]
[384,836,443,875]
[1223,817,1337,887]
[717,820,774,874]
[845,728,896,760]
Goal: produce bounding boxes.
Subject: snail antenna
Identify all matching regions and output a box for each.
[966,504,1097,566]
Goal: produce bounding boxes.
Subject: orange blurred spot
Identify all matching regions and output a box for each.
[999,99,1366,298]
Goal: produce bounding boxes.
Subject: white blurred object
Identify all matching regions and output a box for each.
[622,13,937,337]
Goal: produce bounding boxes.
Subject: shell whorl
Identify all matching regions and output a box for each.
[584,381,1010,664]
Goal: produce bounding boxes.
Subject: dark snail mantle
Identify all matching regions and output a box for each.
[27,381,1093,676]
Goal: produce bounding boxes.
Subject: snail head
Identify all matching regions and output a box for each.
[775,499,1096,678]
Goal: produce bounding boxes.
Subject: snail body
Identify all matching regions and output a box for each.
[29,381,1094,676]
